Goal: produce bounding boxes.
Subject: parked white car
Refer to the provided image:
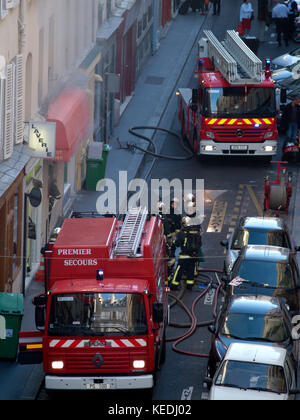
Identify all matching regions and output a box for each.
[208,343,299,400]
[272,47,300,70]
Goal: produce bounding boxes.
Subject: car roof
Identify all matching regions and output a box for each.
[229,295,282,315]
[242,217,284,231]
[225,343,286,366]
[241,245,290,262]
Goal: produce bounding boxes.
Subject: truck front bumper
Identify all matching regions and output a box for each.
[45,374,154,390]
[198,140,277,156]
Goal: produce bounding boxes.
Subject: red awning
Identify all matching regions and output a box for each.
[47,89,90,162]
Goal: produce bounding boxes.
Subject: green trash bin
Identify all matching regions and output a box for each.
[86,142,110,191]
[0,292,24,360]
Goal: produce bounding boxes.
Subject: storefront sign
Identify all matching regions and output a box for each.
[28,121,56,158]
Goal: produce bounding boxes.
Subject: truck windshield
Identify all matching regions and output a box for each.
[204,87,276,117]
[48,293,148,337]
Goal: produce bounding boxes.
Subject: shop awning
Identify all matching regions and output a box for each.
[47,89,90,162]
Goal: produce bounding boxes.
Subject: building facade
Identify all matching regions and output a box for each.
[0,0,178,294]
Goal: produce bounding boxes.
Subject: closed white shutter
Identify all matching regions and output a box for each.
[0,76,5,160]
[14,54,24,144]
[0,0,8,19]
[3,63,15,159]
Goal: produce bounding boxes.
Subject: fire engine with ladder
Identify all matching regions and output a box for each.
[19,208,168,392]
[177,30,278,158]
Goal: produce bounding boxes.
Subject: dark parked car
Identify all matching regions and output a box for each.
[224,245,300,313]
[221,217,298,275]
[207,295,299,378]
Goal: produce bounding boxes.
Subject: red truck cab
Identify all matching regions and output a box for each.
[19,209,168,392]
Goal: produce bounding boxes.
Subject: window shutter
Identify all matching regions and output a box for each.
[0,76,5,160]
[0,0,8,19]
[14,54,24,144]
[3,63,15,159]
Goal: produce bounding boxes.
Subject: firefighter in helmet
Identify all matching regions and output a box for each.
[184,200,204,277]
[170,215,202,291]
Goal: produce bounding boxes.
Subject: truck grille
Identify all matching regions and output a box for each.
[54,349,148,374]
[213,128,266,142]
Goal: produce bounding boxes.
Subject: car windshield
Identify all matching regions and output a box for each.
[221,311,289,343]
[231,229,289,250]
[203,87,276,117]
[233,260,294,289]
[215,360,287,394]
[48,292,148,337]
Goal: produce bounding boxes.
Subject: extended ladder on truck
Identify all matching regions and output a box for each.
[201,30,262,84]
[113,207,148,257]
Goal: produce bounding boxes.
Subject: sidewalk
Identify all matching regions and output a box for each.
[0,10,209,400]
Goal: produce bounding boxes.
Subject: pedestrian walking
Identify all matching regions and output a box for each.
[272,0,289,47]
[191,0,206,14]
[287,0,298,40]
[212,0,221,15]
[240,0,254,35]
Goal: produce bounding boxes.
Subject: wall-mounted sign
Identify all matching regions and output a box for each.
[28,121,56,158]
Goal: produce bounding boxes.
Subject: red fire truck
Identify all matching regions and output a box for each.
[19,208,168,392]
[177,30,278,158]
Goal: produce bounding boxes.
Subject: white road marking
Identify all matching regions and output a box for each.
[181,386,193,400]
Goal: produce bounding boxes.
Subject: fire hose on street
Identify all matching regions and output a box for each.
[167,269,224,359]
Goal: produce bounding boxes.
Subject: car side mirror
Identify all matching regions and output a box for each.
[220,240,229,249]
[208,325,216,334]
[295,246,300,252]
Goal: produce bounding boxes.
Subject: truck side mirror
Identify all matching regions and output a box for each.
[153,302,164,324]
[33,294,46,330]
[280,88,287,104]
[35,306,45,330]
[33,294,47,306]
[0,315,6,340]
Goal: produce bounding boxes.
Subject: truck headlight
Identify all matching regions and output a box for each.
[264,131,274,139]
[51,361,64,369]
[205,131,215,139]
[133,360,145,369]
[202,145,216,152]
[263,145,276,152]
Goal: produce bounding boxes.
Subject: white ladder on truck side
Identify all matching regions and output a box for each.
[114,207,148,257]
[203,30,262,84]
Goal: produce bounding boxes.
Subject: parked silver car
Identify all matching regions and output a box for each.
[221,217,298,275]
